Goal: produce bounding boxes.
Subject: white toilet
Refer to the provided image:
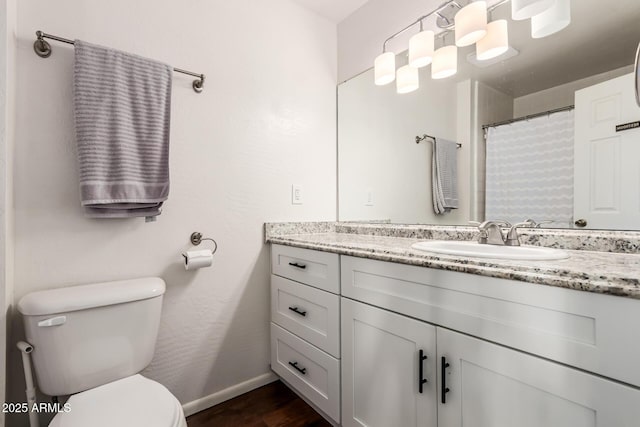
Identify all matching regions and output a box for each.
[18,277,187,427]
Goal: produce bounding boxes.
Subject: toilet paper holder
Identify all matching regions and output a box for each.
[189,232,218,255]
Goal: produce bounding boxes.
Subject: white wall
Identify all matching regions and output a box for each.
[513,65,633,117]
[8,0,337,425]
[0,0,17,425]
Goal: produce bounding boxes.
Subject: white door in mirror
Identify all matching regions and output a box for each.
[411,241,569,261]
[574,73,640,230]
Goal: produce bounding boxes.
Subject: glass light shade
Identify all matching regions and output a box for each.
[511,0,555,20]
[409,30,435,68]
[431,45,458,79]
[455,1,488,47]
[531,0,571,39]
[374,52,396,86]
[396,65,419,94]
[476,20,509,61]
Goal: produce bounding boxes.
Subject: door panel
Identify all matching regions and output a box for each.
[437,327,640,427]
[341,298,437,427]
[574,73,640,229]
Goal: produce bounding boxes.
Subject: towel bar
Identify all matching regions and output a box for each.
[33,30,205,93]
[416,134,462,148]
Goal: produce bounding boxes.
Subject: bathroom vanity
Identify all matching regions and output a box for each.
[266,222,640,427]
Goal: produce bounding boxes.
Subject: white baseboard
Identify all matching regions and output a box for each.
[182,372,278,417]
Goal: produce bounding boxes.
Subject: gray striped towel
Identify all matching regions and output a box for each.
[73,40,172,218]
[432,138,459,215]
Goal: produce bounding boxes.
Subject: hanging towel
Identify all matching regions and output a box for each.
[431,138,459,215]
[73,40,173,218]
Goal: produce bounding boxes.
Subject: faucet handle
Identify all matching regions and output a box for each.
[534,220,555,228]
[505,221,534,246]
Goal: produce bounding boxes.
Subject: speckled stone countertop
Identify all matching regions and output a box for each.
[265,222,640,300]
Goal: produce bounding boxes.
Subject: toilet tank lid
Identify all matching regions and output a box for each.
[18,277,166,316]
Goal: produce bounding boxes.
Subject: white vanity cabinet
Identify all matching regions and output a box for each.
[270,244,640,426]
[270,244,341,424]
[341,298,437,427]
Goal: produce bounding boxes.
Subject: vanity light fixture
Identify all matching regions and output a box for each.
[511,0,555,21]
[409,21,434,68]
[531,0,571,39]
[372,0,570,91]
[455,1,488,47]
[396,64,420,93]
[374,51,396,85]
[476,19,509,60]
[432,44,458,79]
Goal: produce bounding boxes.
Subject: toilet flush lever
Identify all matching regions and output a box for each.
[38,316,66,327]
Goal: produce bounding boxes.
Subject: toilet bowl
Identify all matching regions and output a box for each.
[18,277,187,427]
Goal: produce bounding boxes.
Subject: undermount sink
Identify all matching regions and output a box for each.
[411,240,570,261]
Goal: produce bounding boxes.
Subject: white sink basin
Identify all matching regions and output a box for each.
[411,240,569,261]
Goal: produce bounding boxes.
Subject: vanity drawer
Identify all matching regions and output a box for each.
[271,275,340,357]
[271,244,340,293]
[341,255,640,388]
[271,322,340,423]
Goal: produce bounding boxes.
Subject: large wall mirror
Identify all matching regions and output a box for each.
[338,0,640,230]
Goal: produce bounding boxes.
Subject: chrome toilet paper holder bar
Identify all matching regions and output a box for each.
[189,232,218,255]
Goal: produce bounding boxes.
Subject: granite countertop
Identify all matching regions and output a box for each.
[265,224,640,300]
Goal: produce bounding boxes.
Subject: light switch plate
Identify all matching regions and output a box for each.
[292,185,303,205]
[365,188,374,206]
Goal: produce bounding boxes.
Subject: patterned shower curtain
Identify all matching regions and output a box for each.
[485,110,574,228]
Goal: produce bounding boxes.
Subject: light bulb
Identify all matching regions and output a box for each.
[455,1,488,47]
[476,20,509,60]
[396,65,419,94]
[374,52,396,85]
[432,45,457,79]
[409,30,435,68]
[531,0,571,39]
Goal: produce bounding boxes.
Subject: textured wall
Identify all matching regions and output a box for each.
[7,0,337,425]
[1,0,17,425]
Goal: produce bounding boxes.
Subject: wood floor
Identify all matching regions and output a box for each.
[186,380,332,427]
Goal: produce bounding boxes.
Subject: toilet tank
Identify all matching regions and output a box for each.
[18,277,166,396]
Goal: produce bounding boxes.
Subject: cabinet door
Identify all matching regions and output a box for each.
[341,298,437,427]
[437,327,640,427]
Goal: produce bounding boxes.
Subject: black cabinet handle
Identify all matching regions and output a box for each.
[288,306,307,317]
[441,356,450,404]
[288,361,306,375]
[288,262,307,269]
[418,349,428,393]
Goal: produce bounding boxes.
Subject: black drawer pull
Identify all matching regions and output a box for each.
[288,262,307,269]
[418,349,428,393]
[441,356,450,404]
[288,306,307,317]
[289,361,306,375]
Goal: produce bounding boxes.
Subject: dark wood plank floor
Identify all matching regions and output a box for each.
[186,380,332,427]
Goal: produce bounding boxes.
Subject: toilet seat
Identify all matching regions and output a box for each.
[49,374,186,427]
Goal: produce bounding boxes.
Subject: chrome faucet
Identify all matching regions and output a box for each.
[477,220,511,245]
